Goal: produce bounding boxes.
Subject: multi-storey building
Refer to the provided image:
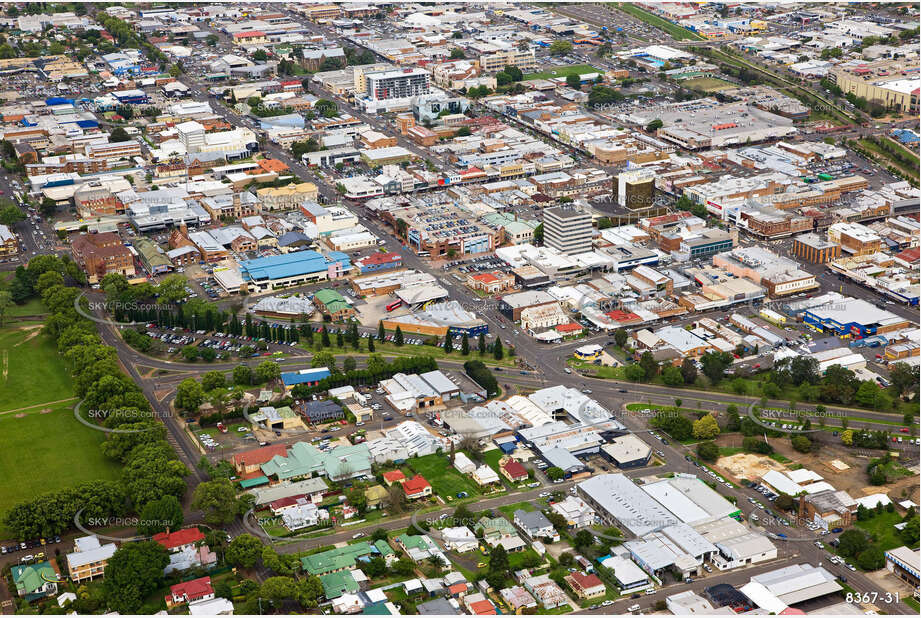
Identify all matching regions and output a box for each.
[792,233,841,264]
[478,48,538,73]
[71,232,135,284]
[543,205,592,256]
[828,222,882,256]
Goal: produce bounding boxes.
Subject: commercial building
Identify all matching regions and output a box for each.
[71,232,135,284]
[578,474,679,537]
[478,48,538,73]
[741,564,841,614]
[830,60,919,115]
[885,546,919,588]
[600,434,652,469]
[828,222,882,256]
[616,169,656,210]
[0,224,19,256]
[794,292,909,337]
[543,205,593,256]
[238,250,350,292]
[360,68,431,113]
[792,233,841,264]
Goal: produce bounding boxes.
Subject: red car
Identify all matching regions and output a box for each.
[900,427,910,433]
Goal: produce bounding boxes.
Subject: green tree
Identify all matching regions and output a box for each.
[566,73,582,89]
[838,529,870,557]
[0,203,24,226]
[226,534,264,568]
[493,338,504,360]
[645,118,663,132]
[546,467,564,481]
[549,40,573,55]
[791,435,812,453]
[103,542,169,614]
[233,365,253,386]
[532,222,543,244]
[255,360,281,383]
[137,495,183,535]
[639,351,658,380]
[662,365,683,386]
[192,478,243,526]
[692,414,720,439]
[478,332,486,354]
[201,370,226,391]
[680,358,697,384]
[175,378,205,413]
[461,333,470,355]
[394,326,404,346]
[696,441,718,462]
[613,328,628,348]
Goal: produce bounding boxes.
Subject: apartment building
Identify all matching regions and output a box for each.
[66,536,117,583]
[478,48,538,73]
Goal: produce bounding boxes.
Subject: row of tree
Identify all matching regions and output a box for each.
[4,257,188,540]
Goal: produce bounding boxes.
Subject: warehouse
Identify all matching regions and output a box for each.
[741,564,841,613]
[792,292,909,338]
[578,474,678,537]
[694,518,777,570]
[642,475,741,525]
[238,250,350,292]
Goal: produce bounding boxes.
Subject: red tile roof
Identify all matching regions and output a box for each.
[232,444,288,467]
[895,247,920,264]
[567,571,604,591]
[555,322,583,333]
[469,599,497,615]
[234,30,266,38]
[169,576,213,602]
[153,528,206,550]
[472,272,500,284]
[383,470,406,483]
[501,459,528,479]
[448,583,467,595]
[358,251,401,266]
[402,474,430,496]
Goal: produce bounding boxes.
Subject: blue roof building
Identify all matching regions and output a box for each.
[239,250,339,291]
[282,367,332,388]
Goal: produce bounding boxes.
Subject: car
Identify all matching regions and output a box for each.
[646,588,657,595]
[627,604,641,612]
[21,555,33,563]
[846,563,856,571]
[831,527,843,533]
[352,532,365,539]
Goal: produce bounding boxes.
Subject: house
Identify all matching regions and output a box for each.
[500,586,538,612]
[441,527,478,553]
[383,470,406,486]
[453,452,476,474]
[0,224,19,256]
[395,534,449,565]
[514,509,559,542]
[166,576,214,609]
[500,458,528,483]
[232,443,288,476]
[478,516,528,552]
[153,528,218,574]
[66,535,117,583]
[564,571,606,599]
[472,464,501,486]
[551,496,596,528]
[281,501,330,530]
[403,474,432,500]
[188,597,235,615]
[12,562,59,601]
[313,288,356,321]
[524,574,568,609]
[464,592,498,615]
[365,484,390,510]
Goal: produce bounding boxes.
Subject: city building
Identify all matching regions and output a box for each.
[71,232,136,284]
[543,205,593,255]
[885,546,919,588]
[792,233,841,264]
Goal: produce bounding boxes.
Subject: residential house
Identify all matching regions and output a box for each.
[403,474,432,500]
[472,464,501,487]
[165,576,214,609]
[153,528,218,574]
[478,516,528,552]
[500,586,538,612]
[0,224,19,256]
[441,527,478,553]
[500,458,529,483]
[524,574,568,609]
[514,509,559,542]
[551,496,596,529]
[232,444,288,476]
[12,562,59,601]
[564,571,606,599]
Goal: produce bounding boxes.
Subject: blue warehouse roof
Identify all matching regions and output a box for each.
[282,367,332,386]
[240,250,331,281]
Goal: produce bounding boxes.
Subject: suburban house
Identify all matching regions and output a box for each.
[478,516,527,552]
[551,496,596,528]
[402,474,432,500]
[500,586,538,612]
[514,509,559,542]
[232,444,288,476]
[383,470,407,486]
[441,527,478,553]
[166,576,215,609]
[153,528,218,574]
[472,464,501,486]
[12,562,59,601]
[500,458,529,483]
[66,535,117,583]
[564,571,606,599]
[524,574,568,609]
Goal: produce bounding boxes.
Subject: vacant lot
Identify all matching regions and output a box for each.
[524,64,601,81]
[683,76,735,92]
[613,3,705,40]
[0,403,121,516]
[406,454,482,500]
[0,325,75,412]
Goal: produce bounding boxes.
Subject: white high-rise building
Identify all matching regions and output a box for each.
[543,206,592,255]
[176,121,206,151]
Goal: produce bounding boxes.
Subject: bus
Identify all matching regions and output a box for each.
[386,299,403,312]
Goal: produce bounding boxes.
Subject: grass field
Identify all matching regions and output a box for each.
[406,454,482,500]
[0,403,121,516]
[498,500,537,519]
[682,76,735,92]
[855,511,905,553]
[524,64,602,81]
[0,325,75,412]
[613,3,705,40]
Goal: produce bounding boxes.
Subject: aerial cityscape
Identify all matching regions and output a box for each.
[0,1,918,616]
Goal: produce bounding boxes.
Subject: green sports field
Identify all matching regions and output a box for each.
[0,325,75,412]
[0,403,121,516]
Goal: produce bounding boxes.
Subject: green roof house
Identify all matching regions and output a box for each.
[12,562,59,601]
[320,570,360,599]
[313,289,355,321]
[261,442,372,482]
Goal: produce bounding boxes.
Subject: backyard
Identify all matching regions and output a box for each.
[405,453,482,500]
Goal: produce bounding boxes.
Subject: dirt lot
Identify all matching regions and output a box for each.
[717,453,785,480]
